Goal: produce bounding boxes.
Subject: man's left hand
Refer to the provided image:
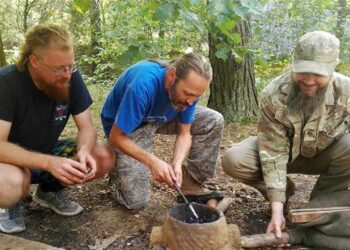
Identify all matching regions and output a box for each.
[76,149,97,181]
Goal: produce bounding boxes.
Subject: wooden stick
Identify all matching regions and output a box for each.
[206,198,218,208]
[288,206,350,223]
[241,232,289,248]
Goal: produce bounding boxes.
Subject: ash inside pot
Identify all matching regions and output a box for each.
[169,203,220,224]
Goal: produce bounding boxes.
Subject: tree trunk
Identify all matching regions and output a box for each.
[335,0,347,40]
[90,0,101,75]
[0,30,7,67]
[22,0,37,32]
[208,15,258,122]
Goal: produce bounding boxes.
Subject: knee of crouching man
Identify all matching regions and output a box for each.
[124,195,150,210]
[221,148,241,178]
[111,187,151,210]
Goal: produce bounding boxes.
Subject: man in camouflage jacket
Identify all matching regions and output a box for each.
[222,31,350,242]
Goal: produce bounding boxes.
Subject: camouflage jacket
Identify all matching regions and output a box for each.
[258,72,350,203]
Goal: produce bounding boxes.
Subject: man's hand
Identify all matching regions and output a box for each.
[48,156,87,185]
[266,201,290,247]
[172,162,182,187]
[148,154,176,187]
[76,149,97,181]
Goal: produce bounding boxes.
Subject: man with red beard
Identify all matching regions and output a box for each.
[222,31,350,247]
[101,53,224,209]
[0,24,115,233]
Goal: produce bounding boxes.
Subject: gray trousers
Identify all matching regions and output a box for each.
[222,134,350,201]
[110,106,224,209]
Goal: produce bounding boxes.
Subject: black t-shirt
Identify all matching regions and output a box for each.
[0,65,92,153]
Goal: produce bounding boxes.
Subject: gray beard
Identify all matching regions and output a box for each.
[286,81,327,121]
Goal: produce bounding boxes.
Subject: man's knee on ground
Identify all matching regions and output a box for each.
[0,166,30,208]
[116,191,150,210]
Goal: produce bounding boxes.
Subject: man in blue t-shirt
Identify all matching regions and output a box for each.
[0,24,115,234]
[101,53,224,209]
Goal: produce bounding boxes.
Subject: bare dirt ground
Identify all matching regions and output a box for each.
[16,123,317,249]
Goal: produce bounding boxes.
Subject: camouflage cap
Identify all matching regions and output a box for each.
[292,31,339,77]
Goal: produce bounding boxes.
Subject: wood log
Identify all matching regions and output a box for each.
[207,199,218,208]
[288,206,350,223]
[216,198,231,213]
[149,226,163,247]
[240,232,289,248]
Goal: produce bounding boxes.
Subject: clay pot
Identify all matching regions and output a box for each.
[151,203,240,250]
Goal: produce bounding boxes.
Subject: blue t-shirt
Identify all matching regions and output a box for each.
[101,61,196,136]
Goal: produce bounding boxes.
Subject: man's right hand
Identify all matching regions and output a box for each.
[148,154,176,187]
[48,156,88,185]
[266,201,286,241]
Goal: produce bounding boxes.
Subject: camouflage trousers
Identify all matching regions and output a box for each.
[110,106,224,209]
[222,134,350,201]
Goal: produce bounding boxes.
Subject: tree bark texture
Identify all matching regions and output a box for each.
[208,15,258,122]
[90,0,101,74]
[0,31,7,67]
[336,0,348,41]
[23,0,37,32]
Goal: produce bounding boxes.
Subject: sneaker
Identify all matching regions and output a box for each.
[33,186,83,216]
[0,202,25,233]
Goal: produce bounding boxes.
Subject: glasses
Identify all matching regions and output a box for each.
[40,61,77,75]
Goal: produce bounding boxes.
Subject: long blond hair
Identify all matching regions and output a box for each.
[17,24,73,71]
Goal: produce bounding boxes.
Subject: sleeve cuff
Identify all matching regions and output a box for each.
[267,188,286,203]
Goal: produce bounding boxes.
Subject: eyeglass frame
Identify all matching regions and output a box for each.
[32,54,77,75]
[40,61,77,75]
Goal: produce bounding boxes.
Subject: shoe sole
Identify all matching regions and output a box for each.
[33,194,83,216]
[0,223,25,233]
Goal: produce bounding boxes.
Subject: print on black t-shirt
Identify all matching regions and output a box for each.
[52,102,68,125]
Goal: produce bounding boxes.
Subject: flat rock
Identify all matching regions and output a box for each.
[0,233,64,250]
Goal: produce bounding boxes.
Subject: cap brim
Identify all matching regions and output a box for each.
[292,60,335,77]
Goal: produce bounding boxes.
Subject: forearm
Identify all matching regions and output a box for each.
[0,141,53,172]
[172,133,192,166]
[76,126,97,153]
[271,201,284,214]
[109,130,154,168]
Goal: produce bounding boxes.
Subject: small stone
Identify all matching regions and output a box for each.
[235,198,243,204]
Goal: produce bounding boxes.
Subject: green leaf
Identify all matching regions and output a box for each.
[119,44,140,65]
[233,4,249,18]
[232,49,243,63]
[73,0,91,14]
[179,8,204,32]
[153,3,174,21]
[217,19,236,34]
[226,32,241,44]
[217,18,236,33]
[183,0,200,8]
[240,0,261,14]
[255,56,268,67]
[188,0,201,5]
[215,47,230,60]
[208,0,232,17]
